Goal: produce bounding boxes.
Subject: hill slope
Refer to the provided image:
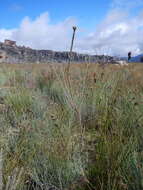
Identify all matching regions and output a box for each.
[0,42,116,64]
[130,54,143,62]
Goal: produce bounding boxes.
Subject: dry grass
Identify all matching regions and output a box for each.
[0,62,143,190]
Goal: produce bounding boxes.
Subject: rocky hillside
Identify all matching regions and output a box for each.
[0,41,116,64]
[130,54,143,62]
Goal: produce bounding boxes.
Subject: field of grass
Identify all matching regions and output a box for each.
[0,62,143,190]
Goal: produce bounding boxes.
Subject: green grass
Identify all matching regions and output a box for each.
[0,63,143,190]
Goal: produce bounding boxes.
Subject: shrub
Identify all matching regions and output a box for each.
[0,64,143,190]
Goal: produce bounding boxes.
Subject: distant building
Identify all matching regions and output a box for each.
[4,39,16,46]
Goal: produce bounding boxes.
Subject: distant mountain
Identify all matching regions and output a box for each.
[119,54,143,63]
[130,54,143,62]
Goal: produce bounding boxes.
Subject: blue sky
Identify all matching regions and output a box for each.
[0,0,143,56]
[0,0,111,29]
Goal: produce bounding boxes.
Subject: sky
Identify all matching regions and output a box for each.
[0,0,143,56]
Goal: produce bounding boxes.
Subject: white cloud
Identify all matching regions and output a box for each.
[0,29,14,41]
[76,10,143,56]
[0,12,76,51]
[111,0,143,9]
[0,8,143,56]
[10,4,23,11]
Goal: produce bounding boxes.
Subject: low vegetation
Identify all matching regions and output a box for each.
[0,62,143,190]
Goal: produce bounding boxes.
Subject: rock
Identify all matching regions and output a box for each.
[0,41,117,64]
[116,60,128,65]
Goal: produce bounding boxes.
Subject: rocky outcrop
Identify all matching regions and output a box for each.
[0,42,117,64]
